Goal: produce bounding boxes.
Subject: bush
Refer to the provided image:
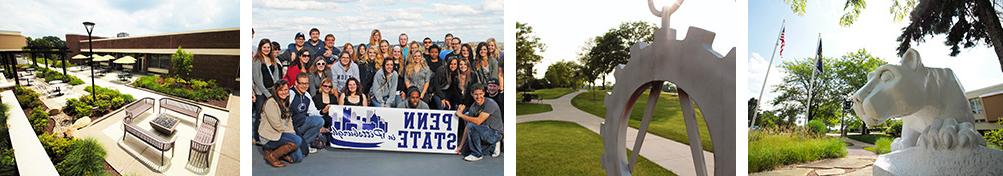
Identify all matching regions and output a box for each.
[171,47,194,79]
[872,138,892,154]
[883,119,903,137]
[807,119,827,135]
[38,133,73,161]
[34,66,83,85]
[62,86,135,119]
[132,75,229,102]
[56,138,105,176]
[15,86,41,108]
[29,108,49,134]
[984,121,1003,148]
[748,130,847,172]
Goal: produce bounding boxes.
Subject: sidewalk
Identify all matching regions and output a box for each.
[517,90,715,176]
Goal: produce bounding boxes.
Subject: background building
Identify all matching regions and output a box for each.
[966,83,1003,130]
[66,28,239,90]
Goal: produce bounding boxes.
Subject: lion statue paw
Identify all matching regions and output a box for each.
[916,118,984,150]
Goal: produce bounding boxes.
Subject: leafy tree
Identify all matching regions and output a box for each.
[784,0,1003,73]
[770,49,884,124]
[544,60,584,88]
[56,138,105,176]
[581,21,656,88]
[171,47,194,79]
[517,22,545,89]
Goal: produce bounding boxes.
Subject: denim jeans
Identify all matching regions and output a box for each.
[371,95,400,108]
[465,122,502,157]
[253,94,266,143]
[293,115,324,156]
[262,133,304,163]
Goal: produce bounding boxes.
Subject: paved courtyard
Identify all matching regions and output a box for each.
[21,60,240,175]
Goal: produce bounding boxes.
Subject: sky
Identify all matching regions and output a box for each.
[252,0,504,46]
[0,0,240,39]
[513,0,740,80]
[748,0,1003,111]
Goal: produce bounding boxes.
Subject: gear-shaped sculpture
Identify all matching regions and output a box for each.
[600,0,735,175]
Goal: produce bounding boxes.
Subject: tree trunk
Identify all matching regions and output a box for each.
[975,0,1003,73]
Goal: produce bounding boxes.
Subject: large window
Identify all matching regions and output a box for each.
[148,54,171,69]
[970,98,984,114]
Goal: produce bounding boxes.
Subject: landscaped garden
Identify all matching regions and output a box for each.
[130,48,229,107]
[572,89,714,151]
[517,121,674,175]
[748,129,847,172]
[6,86,110,175]
[62,86,135,119]
[33,65,83,85]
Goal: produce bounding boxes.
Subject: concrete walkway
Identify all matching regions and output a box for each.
[517,90,715,176]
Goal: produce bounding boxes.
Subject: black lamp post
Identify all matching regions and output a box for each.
[83,21,96,101]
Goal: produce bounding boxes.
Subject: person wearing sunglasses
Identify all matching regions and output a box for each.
[307,55,330,96]
[284,50,311,87]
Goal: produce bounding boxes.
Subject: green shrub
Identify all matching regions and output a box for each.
[171,47,194,79]
[34,66,83,86]
[56,138,105,176]
[748,130,847,172]
[15,86,41,108]
[874,137,890,153]
[807,119,827,135]
[985,121,1003,148]
[38,133,73,161]
[29,108,49,134]
[883,119,903,137]
[132,75,229,102]
[62,86,135,119]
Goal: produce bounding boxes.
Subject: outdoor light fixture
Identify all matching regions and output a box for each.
[83,21,96,101]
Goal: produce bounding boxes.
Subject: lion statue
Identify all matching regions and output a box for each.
[850,48,984,151]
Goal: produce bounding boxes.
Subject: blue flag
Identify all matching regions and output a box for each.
[815,37,823,74]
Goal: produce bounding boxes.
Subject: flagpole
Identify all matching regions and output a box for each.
[750,19,785,128]
[805,33,821,125]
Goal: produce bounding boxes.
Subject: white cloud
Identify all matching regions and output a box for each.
[0,0,238,39]
[253,0,503,45]
[255,0,344,10]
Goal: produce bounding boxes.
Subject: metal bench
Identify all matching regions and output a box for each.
[188,114,219,168]
[120,98,171,165]
[159,98,202,122]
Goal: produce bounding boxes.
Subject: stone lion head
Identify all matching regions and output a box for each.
[851,48,929,127]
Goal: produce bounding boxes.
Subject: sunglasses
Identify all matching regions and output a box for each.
[322,85,332,88]
[316,62,326,65]
[301,54,310,57]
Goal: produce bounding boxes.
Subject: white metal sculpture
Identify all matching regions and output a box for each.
[851,48,1003,175]
[600,0,736,175]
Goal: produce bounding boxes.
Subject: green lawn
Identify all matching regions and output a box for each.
[518,87,577,100]
[517,121,675,175]
[748,131,847,172]
[516,103,552,115]
[571,90,714,152]
[863,138,892,154]
[846,134,894,144]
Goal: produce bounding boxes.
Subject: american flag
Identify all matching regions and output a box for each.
[779,27,786,57]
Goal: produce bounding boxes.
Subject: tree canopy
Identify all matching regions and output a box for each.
[517,22,545,89]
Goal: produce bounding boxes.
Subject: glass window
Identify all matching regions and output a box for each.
[970,98,984,114]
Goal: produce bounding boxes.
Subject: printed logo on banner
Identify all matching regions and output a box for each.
[329,106,459,154]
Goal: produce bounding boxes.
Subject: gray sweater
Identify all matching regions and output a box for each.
[252,59,281,97]
[370,70,399,107]
[330,62,360,92]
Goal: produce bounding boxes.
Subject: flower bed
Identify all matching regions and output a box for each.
[131,75,228,102]
[63,86,135,119]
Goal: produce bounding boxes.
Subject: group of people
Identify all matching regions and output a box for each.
[252,28,505,167]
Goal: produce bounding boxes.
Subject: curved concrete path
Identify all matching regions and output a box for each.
[518,90,715,176]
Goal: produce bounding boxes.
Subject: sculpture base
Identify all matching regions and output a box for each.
[873,146,1003,176]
